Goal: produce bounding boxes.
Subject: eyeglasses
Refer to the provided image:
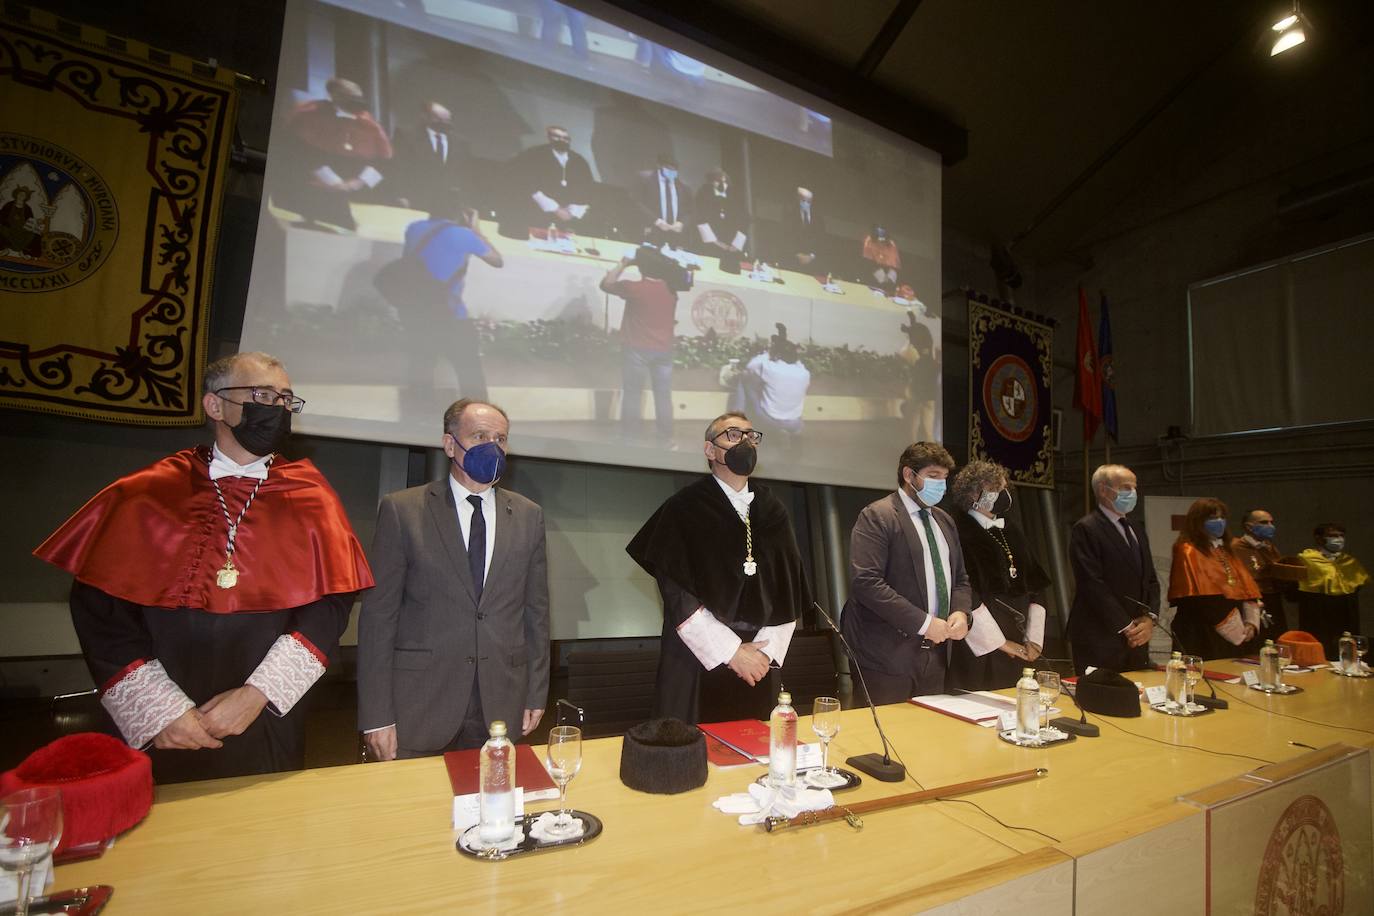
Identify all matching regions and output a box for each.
[216,386,306,414]
[712,427,763,445]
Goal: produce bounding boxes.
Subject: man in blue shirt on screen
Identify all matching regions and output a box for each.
[400,193,503,411]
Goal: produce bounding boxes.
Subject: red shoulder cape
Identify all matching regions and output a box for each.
[34,447,374,613]
[1167,539,1259,603]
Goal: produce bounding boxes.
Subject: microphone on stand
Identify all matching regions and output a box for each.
[1123,595,1229,710]
[813,601,905,782]
[992,598,1098,737]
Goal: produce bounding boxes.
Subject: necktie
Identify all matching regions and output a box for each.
[467,494,485,599]
[919,508,949,619]
[1120,518,1141,571]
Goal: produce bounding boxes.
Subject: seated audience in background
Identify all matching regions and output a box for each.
[634,153,692,247]
[1167,498,1262,660]
[358,399,550,759]
[727,323,810,437]
[505,124,595,236]
[1067,464,1157,674]
[946,461,1050,691]
[33,352,373,784]
[694,168,748,260]
[862,224,900,293]
[1297,523,1369,660]
[842,442,972,700]
[1228,508,1292,646]
[388,100,467,209]
[600,247,682,445]
[279,77,392,231]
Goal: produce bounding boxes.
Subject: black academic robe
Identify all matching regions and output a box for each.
[627,475,810,724]
[70,583,351,784]
[504,143,595,234]
[948,514,1052,691]
[693,185,748,254]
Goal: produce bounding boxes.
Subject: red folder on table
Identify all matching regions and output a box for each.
[443,744,558,798]
[698,719,771,762]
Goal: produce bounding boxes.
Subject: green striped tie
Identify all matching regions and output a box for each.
[919,508,949,619]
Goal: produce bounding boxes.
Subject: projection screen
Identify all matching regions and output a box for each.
[242,0,942,489]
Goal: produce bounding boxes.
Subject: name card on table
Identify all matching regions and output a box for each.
[1143,685,1168,706]
[998,711,1017,732]
[1241,670,1260,687]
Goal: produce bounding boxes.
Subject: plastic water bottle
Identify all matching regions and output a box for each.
[768,691,798,787]
[1259,639,1281,690]
[1164,651,1186,708]
[1338,632,1357,674]
[478,720,515,845]
[1015,668,1040,741]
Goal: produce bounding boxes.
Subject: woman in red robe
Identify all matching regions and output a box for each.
[1167,498,1262,660]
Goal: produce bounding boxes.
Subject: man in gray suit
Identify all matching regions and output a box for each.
[841,442,972,701]
[358,399,550,759]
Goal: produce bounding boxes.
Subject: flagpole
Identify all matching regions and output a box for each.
[1104,439,1111,464]
[1082,440,1091,515]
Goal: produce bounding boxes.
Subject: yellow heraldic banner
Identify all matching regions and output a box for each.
[0,13,237,424]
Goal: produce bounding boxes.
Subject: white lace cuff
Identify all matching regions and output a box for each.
[246,634,326,717]
[101,660,195,750]
[1026,603,1047,649]
[965,604,1006,657]
[677,608,742,670]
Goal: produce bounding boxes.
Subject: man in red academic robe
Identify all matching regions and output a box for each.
[34,352,374,783]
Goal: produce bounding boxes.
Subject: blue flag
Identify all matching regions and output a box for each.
[1099,293,1118,442]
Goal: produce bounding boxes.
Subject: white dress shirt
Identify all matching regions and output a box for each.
[209,443,271,480]
[897,487,953,636]
[746,354,811,421]
[1098,504,1137,547]
[675,476,797,670]
[449,476,496,580]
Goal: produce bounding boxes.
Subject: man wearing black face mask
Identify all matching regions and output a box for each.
[505,124,594,236]
[279,77,393,231]
[388,100,469,209]
[358,399,550,759]
[34,352,374,783]
[627,412,811,724]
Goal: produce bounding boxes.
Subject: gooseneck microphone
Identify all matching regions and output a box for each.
[992,598,1098,737]
[1125,595,1229,710]
[813,601,905,782]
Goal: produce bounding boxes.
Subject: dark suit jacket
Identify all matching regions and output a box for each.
[1067,508,1160,667]
[774,198,825,265]
[357,479,550,751]
[633,170,693,235]
[842,492,972,676]
[388,125,469,205]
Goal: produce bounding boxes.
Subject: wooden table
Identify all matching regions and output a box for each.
[56,661,1373,914]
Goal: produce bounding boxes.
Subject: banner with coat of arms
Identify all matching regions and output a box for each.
[967,294,1054,488]
[0,12,237,424]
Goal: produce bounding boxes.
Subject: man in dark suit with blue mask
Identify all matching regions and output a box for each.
[842,442,973,701]
[358,399,550,759]
[1067,464,1159,674]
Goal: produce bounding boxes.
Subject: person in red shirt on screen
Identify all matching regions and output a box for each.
[600,246,684,445]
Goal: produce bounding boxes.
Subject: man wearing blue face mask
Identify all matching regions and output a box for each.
[634,153,692,247]
[1067,464,1159,675]
[841,442,973,700]
[1230,509,1293,645]
[358,399,550,759]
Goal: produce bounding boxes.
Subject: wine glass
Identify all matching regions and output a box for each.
[808,697,843,788]
[544,726,583,839]
[1,787,63,916]
[1354,635,1369,673]
[1275,644,1293,689]
[1182,655,1203,712]
[1034,670,1061,734]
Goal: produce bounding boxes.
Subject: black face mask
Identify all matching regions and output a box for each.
[722,440,757,476]
[229,402,291,457]
[992,489,1012,516]
[550,139,571,152]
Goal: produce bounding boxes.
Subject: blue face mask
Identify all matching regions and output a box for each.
[913,476,946,506]
[1249,523,1276,541]
[454,440,506,485]
[1203,518,1227,539]
[1112,488,1137,514]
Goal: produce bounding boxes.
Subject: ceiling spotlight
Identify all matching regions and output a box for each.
[1270,2,1307,56]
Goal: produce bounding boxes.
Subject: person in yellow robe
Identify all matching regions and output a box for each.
[1297,523,1369,660]
[1167,498,1262,660]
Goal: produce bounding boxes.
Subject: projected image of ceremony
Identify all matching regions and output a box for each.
[243,0,943,488]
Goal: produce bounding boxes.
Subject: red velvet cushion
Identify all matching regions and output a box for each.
[1,733,152,852]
